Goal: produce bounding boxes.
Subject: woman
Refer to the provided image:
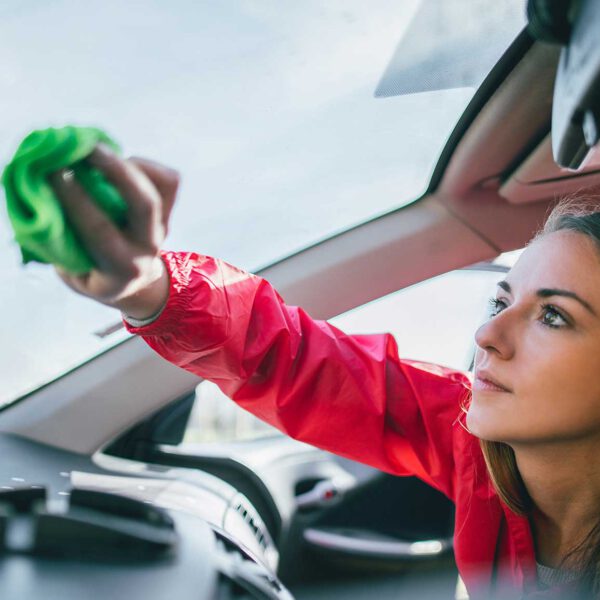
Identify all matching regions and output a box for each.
[51,144,600,599]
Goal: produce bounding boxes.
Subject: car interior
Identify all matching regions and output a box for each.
[1,1,600,599]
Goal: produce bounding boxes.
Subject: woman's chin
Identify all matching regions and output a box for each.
[466,405,505,441]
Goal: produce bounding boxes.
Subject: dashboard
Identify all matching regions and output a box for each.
[0,433,293,599]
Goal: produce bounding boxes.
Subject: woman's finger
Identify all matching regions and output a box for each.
[86,144,163,248]
[50,169,137,277]
[128,156,179,235]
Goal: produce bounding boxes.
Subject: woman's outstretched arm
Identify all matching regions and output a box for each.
[47,145,471,502]
[123,250,472,502]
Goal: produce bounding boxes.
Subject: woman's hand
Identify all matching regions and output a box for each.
[49,143,180,319]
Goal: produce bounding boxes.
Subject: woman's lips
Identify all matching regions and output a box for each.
[473,377,511,393]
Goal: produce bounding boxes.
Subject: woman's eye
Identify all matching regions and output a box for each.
[540,305,568,329]
[487,297,505,317]
[486,297,568,329]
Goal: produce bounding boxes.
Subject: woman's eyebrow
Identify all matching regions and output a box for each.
[497,280,597,317]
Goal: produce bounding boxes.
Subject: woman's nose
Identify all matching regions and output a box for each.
[474,310,515,360]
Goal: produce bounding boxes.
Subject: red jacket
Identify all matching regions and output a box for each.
[123,250,578,599]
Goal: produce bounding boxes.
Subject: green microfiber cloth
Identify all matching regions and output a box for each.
[1,125,128,274]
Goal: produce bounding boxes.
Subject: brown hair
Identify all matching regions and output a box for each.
[477,193,600,597]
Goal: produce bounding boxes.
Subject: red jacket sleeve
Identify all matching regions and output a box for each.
[123,250,473,501]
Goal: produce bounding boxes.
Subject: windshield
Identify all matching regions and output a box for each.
[0,1,526,407]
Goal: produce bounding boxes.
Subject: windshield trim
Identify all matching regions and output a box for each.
[427,27,533,193]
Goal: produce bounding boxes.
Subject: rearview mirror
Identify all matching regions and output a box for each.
[530,0,600,169]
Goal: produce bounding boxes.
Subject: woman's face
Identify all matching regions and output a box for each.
[467,230,600,444]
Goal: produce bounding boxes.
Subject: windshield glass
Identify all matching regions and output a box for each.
[0,1,526,407]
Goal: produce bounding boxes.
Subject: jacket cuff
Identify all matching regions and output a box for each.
[122,250,195,336]
[121,309,164,328]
